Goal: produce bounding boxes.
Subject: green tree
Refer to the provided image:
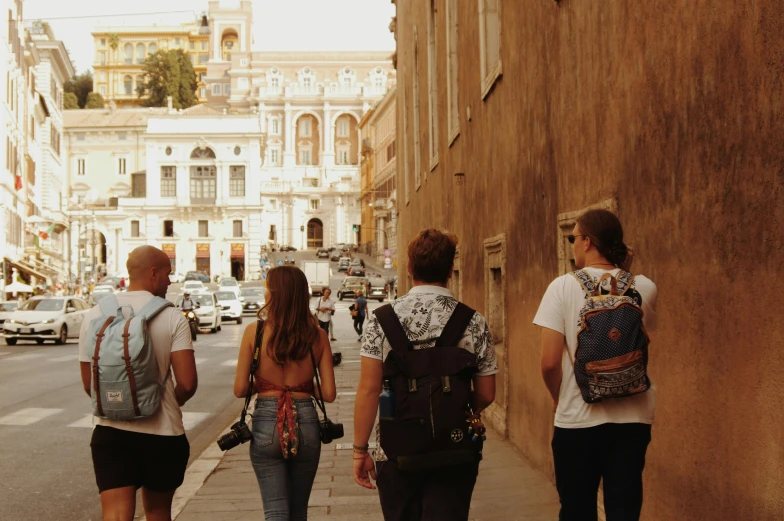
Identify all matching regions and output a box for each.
[84,92,105,109]
[64,70,93,108]
[63,92,78,110]
[137,49,198,110]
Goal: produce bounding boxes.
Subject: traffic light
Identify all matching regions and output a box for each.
[352,225,358,232]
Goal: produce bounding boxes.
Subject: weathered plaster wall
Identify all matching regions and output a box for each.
[395,1,784,519]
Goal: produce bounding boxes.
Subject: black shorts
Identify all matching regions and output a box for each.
[90,425,190,493]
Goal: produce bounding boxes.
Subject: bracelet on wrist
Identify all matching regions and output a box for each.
[352,443,369,452]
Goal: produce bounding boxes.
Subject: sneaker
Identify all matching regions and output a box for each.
[357,336,362,342]
[330,337,337,341]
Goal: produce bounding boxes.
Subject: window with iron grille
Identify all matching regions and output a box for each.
[230,165,245,197]
[161,166,176,197]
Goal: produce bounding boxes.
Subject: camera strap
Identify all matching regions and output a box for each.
[308,345,330,421]
[240,319,264,424]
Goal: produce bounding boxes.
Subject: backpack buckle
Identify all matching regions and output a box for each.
[407,378,417,393]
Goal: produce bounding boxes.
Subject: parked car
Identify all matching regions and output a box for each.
[330,250,341,262]
[169,272,185,283]
[316,248,329,259]
[2,296,90,345]
[239,288,265,314]
[338,276,369,300]
[185,271,211,283]
[349,266,366,277]
[0,301,19,326]
[182,281,207,294]
[218,277,241,297]
[366,277,389,302]
[175,293,222,333]
[338,257,351,272]
[280,245,298,252]
[215,291,243,323]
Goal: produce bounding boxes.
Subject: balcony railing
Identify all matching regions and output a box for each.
[324,84,363,97]
[191,197,217,205]
[286,84,323,97]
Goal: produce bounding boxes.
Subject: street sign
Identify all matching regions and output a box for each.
[384,249,391,257]
[277,259,284,265]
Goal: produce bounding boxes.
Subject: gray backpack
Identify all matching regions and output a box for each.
[84,294,173,420]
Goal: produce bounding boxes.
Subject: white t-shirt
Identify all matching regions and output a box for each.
[78,291,193,436]
[533,268,658,429]
[315,297,335,322]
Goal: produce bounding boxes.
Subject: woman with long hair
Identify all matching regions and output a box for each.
[234,265,337,520]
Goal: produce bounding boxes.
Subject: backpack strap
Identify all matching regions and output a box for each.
[616,270,635,296]
[92,316,115,418]
[137,296,174,321]
[571,270,595,297]
[98,294,122,318]
[121,318,142,417]
[374,304,412,353]
[434,302,475,348]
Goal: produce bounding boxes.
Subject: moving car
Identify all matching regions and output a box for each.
[280,245,298,252]
[218,277,241,298]
[337,276,369,300]
[0,301,19,326]
[366,277,389,302]
[350,258,366,268]
[316,248,329,259]
[330,250,341,262]
[175,293,222,333]
[185,271,211,283]
[338,257,351,272]
[215,291,243,323]
[239,288,265,314]
[182,281,207,294]
[349,266,366,277]
[2,296,90,345]
[169,272,185,283]
[91,285,116,304]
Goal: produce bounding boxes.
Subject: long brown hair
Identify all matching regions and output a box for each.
[259,266,321,365]
[576,209,629,267]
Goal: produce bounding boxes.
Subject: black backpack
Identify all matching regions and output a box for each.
[375,302,481,470]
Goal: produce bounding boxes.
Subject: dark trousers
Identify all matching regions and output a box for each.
[318,320,330,335]
[552,423,652,521]
[376,459,479,521]
[353,316,365,335]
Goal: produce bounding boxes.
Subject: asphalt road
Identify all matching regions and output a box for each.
[0,250,389,521]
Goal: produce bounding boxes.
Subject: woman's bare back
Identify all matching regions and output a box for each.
[253,321,324,398]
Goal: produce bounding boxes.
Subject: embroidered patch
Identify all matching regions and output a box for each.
[450,429,464,442]
[608,328,622,342]
[106,390,123,403]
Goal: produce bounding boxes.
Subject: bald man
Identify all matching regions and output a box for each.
[78,246,198,521]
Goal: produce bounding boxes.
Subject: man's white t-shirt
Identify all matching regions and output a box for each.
[315,297,335,322]
[533,268,658,429]
[78,291,193,436]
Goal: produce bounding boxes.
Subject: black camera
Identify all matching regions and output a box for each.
[319,419,344,444]
[216,420,252,451]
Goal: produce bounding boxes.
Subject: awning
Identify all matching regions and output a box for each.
[231,243,245,259]
[196,244,210,259]
[4,258,48,282]
[162,244,176,259]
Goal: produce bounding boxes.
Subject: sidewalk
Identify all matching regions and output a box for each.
[173,345,559,520]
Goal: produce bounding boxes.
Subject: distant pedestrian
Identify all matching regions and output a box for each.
[119,277,126,289]
[315,288,335,336]
[78,245,198,521]
[534,209,658,521]
[233,266,336,519]
[352,290,368,341]
[353,229,498,521]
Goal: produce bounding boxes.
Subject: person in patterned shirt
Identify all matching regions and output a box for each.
[352,229,498,521]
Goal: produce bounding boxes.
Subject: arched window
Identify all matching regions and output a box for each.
[148,42,157,54]
[190,147,216,159]
[136,43,145,64]
[123,43,133,65]
[123,75,133,95]
[135,75,144,95]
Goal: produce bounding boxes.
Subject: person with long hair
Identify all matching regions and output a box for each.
[234,266,337,520]
[534,209,658,520]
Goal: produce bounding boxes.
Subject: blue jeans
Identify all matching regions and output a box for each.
[250,397,321,520]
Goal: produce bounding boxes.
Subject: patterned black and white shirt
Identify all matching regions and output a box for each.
[360,285,498,460]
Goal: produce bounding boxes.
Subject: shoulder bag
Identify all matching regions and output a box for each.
[308,345,344,444]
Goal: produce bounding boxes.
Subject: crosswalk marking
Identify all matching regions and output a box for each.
[182,412,211,430]
[49,355,79,362]
[0,407,63,426]
[220,359,238,367]
[337,391,357,396]
[4,353,46,361]
[68,414,95,428]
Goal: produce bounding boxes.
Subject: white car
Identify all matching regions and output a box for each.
[2,296,90,345]
[176,293,222,333]
[215,291,243,323]
[182,281,207,294]
[169,272,185,283]
[218,277,241,297]
[0,301,20,327]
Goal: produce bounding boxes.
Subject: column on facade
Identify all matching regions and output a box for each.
[322,104,334,168]
[283,104,295,167]
[177,162,189,204]
[217,161,230,206]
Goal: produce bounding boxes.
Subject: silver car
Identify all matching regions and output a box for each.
[3,297,90,345]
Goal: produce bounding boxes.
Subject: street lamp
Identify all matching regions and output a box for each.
[198,14,211,35]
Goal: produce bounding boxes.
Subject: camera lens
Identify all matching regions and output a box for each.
[216,431,239,451]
